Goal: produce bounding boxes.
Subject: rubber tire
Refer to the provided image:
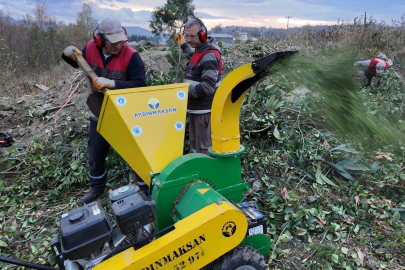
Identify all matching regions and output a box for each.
[211,246,268,270]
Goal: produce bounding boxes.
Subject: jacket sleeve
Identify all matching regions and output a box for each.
[181,43,195,58]
[115,52,147,89]
[189,52,220,99]
[354,60,370,68]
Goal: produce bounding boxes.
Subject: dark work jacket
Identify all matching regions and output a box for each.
[84,41,145,117]
[62,41,146,117]
[181,38,222,111]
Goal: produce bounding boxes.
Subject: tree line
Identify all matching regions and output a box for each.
[0,2,97,80]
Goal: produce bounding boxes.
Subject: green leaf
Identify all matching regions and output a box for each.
[341,247,349,254]
[393,211,400,219]
[295,209,307,220]
[273,125,281,140]
[278,234,293,242]
[331,254,339,263]
[296,227,308,236]
[0,240,8,247]
[344,164,370,171]
[70,161,78,170]
[308,195,318,202]
[350,250,357,258]
[320,174,339,187]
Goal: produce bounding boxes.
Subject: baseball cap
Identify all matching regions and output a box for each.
[98,18,127,43]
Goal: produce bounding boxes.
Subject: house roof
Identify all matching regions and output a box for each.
[209,34,234,38]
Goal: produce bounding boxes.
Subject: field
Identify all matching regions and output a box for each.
[1,11,405,270]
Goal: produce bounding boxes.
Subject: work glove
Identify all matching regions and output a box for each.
[174,32,185,45]
[63,46,82,61]
[92,77,116,91]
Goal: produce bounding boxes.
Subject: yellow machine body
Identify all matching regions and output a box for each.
[210,64,254,154]
[93,201,248,270]
[97,83,189,185]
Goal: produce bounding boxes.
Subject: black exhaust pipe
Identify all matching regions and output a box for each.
[0,255,58,270]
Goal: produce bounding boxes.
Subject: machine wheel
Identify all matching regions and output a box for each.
[210,246,268,270]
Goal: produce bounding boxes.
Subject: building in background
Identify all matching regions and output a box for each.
[239,32,248,42]
[209,33,234,44]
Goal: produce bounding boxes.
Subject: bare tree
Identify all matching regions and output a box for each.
[33,0,48,30]
[76,3,98,45]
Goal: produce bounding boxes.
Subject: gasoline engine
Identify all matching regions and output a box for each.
[51,185,156,270]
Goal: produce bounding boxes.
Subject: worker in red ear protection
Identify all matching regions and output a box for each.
[174,18,222,155]
[61,18,147,204]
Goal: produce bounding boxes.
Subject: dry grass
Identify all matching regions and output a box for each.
[0,63,75,99]
[269,14,405,71]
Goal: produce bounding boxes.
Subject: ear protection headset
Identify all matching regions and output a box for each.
[93,25,128,47]
[195,18,208,43]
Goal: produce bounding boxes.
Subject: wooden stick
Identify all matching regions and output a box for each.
[74,51,107,94]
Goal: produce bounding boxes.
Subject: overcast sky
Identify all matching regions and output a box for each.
[1,0,404,30]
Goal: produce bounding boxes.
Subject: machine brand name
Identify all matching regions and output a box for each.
[134,107,177,118]
[141,234,206,270]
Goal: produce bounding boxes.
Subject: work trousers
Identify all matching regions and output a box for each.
[188,113,212,155]
[88,118,110,192]
[88,118,147,193]
[364,70,374,87]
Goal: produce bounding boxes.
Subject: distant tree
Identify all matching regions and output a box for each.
[149,0,195,35]
[33,0,48,31]
[211,24,222,34]
[76,3,98,46]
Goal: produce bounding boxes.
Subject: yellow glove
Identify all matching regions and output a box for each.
[92,77,115,91]
[63,46,82,61]
[174,32,185,45]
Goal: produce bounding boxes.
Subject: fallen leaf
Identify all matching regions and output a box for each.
[341,217,355,225]
[375,199,393,208]
[374,152,393,161]
[316,214,326,228]
[355,196,360,206]
[323,140,329,150]
[34,84,50,92]
[281,187,290,200]
[357,248,365,264]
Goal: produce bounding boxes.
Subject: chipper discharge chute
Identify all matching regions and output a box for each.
[0,51,297,270]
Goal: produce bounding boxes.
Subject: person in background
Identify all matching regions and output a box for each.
[62,18,147,204]
[354,53,393,86]
[174,18,222,155]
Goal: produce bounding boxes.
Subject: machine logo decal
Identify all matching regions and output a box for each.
[177,90,186,100]
[115,96,127,106]
[132,126,143,136]
[222,221,237,237]
[148,98,160,109]
[141,234,206,270]
[174,121,184,131]
[134,107,177,118]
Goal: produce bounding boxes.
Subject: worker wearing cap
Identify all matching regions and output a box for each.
[174,18,222,155]
[62,18,147,204]
[354,54,393,87]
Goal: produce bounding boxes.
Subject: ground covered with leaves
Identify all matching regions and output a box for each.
[1,41,405,270]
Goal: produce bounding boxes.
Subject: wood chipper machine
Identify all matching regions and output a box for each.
[0,51,296,270]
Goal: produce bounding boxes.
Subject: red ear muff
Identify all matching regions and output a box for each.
[122,27,128,41]
[94,33,105,47]
[198,29,208,43]
[195,18,208,43]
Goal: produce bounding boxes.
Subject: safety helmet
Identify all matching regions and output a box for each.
[0,132,14,147]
